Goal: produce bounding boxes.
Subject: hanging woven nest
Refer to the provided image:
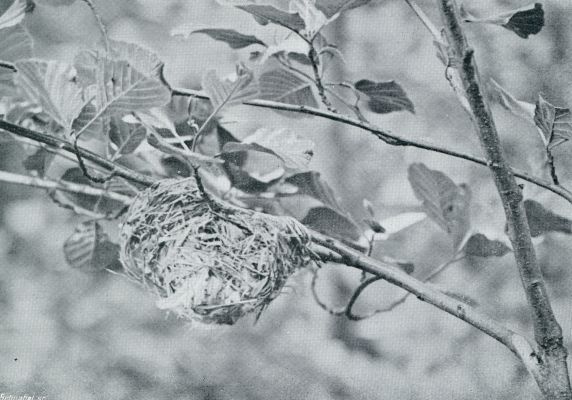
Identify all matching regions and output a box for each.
[119,177,315,325]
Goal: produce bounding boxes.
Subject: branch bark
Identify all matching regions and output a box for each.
[171,87,572,205]
[436,0,571,397]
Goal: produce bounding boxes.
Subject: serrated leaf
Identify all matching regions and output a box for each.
[109,117,146,155]
[524,199,572,237]
[489,79,535,122]
[463,3,544,39]
[74,59,170,136]
[242,127,314,170]
[315,0,371,18]
[0,24,32,62]
[63,221,120,272]
[355,79,415,114]
[0,0,27,29]
[15,60,85,132]
[172,26,266,49]
[408,163,471,248]
[533,95,572,150]
[259,67,318,108]
[201,67,258,110]
[464,233,511,257]
[236,4,306,33]
[379,212,426,235]
[302,206,361,241]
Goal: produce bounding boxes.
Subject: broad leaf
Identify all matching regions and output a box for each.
[15,60,85,131]
[0,0,27,29]
[0,24,32,62]
[236,4,306,33]
[285,171,341,211]
[355,79,415,114]
[315,0,371,18]
[463,3,544,39]
[109,117,146,155]
[63,221,120,272]
[74,59,170,136]
[302,206,361,241]
[408,163,471,248]
[259,67,318,108]
[201,67,258,109]
[464,233,511,257]
[533,95,572,150]
[22,148,54,176]
[524,199,572,237]
[172,26,266,49]
[60,167,125,213]
[379,212,426,235]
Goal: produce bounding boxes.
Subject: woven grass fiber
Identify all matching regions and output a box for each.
[119,177,315,325]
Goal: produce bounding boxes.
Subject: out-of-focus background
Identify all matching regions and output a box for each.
[1,0,572,399]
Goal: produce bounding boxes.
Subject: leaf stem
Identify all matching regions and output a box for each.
[79,0,109,53]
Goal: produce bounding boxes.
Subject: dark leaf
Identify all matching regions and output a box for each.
[463,3,544,39]
[160,156,192,178]
[285,171,341,211]
[175,27,266,49]
[355,79,415,114]
[464,233,511,257]
[216,124,240,150]
[109,117,146,155]
[22,148,54,176]
[60,168,125,213]
[533,95,572,149]
[236,4,305,33]
[287,51,312,65]
[63,221,120,272]
[408,163,471,248]
[364,218,385,233]
[302,206,362,241]
[524,199,572,237]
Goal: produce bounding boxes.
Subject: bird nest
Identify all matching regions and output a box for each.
[119,177,315,325]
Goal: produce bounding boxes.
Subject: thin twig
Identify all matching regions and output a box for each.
[0,170,132,204]
[437,0,571,397]
[403,0,445,43]
[171,87,572,205]
[79,0,109,53]
[308,45,337,113]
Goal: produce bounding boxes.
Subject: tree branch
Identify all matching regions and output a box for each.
[0,170,132,204]
[0,120,154,187]
[171,87,572,205]
[436,0,571,397]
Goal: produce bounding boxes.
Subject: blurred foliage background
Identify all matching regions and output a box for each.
[1,0,572,399]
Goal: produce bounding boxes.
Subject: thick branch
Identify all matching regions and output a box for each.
[437,0,571,398]
[171,87,572,205]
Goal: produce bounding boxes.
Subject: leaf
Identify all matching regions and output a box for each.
[285,171,341,211]
[408,163,471,248]
[463,3,544,39]
[464,233,511,257]
[533,95,572,150]
[364,218,385,233]
[236,4,306,33]
[489,79,535,122]
[0,0,27,29]
[302,206,361,241]
[379,212,426,235]
[201,67,258,109]
[0,24,33,62]
[289,0,329,38]
[63,221,120,272]
[22,148,54,176]
[172,26,266,49]
[242,127,314,170]
[524,199,572,237]
[315,0,371,18]
[60,167,125,213]
[259,67,318,108]
[14,60,85,131]
[109,117,146,155]
[74,59,171,135]
[354,79,415,114]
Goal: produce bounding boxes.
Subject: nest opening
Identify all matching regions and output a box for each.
[119,178,314,325]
